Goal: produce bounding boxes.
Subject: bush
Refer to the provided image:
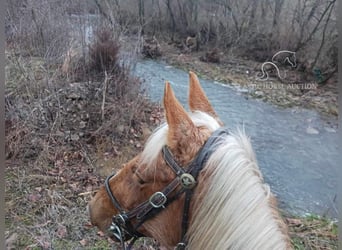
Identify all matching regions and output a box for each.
[89,29,121,73]
[240,33,281,62]
[200,48,220,63]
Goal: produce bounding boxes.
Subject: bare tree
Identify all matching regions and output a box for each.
[165,0,176,40]
[273,0,285,28]
[311,0,336,72]
[138,0,145,34]
[294,0,336,51]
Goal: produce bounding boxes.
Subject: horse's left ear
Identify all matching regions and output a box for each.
[164,81,195,147]
[188,71,218,119]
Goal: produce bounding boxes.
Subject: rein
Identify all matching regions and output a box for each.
[104,128,229,249]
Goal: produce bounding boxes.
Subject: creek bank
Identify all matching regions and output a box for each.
[154,41,338,118]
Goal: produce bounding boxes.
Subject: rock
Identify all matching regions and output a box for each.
[117,125,125,133]
[306,126,319,135]
[324,127,336,133]
[328,105,338,116]
[55,130,64,137]
[254,90,264,98]
[71,134,80,141]
[238,88,249,93]
[81,113,90,121]
[67,93,81,100]
[79,121,87,129]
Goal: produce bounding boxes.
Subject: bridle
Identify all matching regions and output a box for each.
[104,128,229,249]
[104,128,228,249]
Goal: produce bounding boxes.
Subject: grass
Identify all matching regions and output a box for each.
[286,213,338,249]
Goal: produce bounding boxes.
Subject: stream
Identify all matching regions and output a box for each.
[134,59,339,219]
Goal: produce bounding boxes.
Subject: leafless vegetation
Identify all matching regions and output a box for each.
[94,0,337,84]
[5,0,338,249]
[5,1,162,248]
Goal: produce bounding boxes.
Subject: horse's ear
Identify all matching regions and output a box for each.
[188,71,218,119]
[164,81,195,146]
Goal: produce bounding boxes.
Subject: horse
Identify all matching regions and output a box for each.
[88,72,291,249]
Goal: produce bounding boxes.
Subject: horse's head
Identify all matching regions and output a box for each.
[88,72,222,247]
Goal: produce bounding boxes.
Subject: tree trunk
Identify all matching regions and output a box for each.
[138,0,145,35]
[166,0,176,40]
[273,0,285,28]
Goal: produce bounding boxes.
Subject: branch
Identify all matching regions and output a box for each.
[101,71,108,122]
[94,0,114,26]
[311,1,335,69]
[295,0,336,51]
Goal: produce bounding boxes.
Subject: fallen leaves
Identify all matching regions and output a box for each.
[6,233,18,250]
[56,224,68,239]
[83,222,93,229]
[286,215,338,248]
[35,236,51,249]
[79,238,88,246]
[97,231,106,237]
[286,218,302,226]
[27,193,42,203]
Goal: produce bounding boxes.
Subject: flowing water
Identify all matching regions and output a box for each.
[134,60,339,218]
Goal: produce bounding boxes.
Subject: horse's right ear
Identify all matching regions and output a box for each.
[188,71,222,124]
[163,81,195,147]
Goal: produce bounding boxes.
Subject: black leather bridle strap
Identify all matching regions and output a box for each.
[162,146,185,176]
[105,173,125,214]
[127,177,181,220]
[177,128,229,246]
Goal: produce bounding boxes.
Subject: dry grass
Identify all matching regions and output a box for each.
[287,215,338,249]
[5,24,164,249]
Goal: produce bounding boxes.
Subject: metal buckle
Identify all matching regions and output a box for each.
[175,242,186,250]
[108,222,123,241]
[149,192,167,208]
[180,173,196,189]
[113,214,127,226]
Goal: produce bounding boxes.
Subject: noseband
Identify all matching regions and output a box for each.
[104,128,229,249]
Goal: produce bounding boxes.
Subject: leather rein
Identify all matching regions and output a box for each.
[104,128,229,249]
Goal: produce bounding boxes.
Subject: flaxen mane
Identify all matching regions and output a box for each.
[188,129,290,249]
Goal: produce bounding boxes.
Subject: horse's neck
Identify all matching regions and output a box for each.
[187,133,291,250]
